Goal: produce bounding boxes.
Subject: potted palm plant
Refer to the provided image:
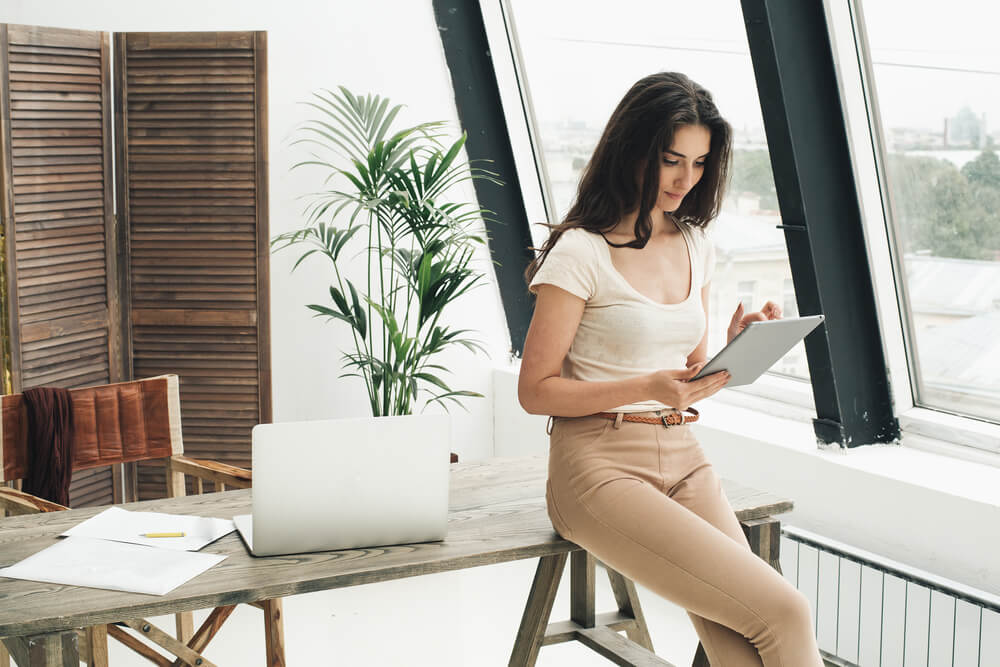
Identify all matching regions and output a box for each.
[273,86,500,457]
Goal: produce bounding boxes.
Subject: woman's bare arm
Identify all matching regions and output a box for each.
[517,284,654,416]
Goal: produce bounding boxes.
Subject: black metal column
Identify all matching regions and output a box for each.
[433,0,536,355]
[741,0,899,446]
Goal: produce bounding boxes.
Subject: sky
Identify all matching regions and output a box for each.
[508,0,1000,136]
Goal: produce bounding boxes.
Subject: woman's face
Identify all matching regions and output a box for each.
[655,124,711,214]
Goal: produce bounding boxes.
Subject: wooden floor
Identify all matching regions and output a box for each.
[101,557,703,666]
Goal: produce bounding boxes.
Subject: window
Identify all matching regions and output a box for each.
[737,281,756,311]
[855,0,1000,423]
[504,0,809,381]
[783,279,798,319]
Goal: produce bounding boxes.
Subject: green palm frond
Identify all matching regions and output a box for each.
[274,85,504,416]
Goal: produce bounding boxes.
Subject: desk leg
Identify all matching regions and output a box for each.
[84,626,109,667]
[692,641,710,667]
[741,516,783,573]
[508,553,567,667]
[4,631,78,667]
[570,551,595,628]
[262,599,285,667]
[605,565,655,651]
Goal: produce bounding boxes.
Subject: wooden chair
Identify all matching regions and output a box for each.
[0,374,285,667]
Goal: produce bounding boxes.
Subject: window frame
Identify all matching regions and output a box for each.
[479,0,1000,458]
[477,0,821,413]
[826,0,1000,455]
[826,0,915,415]
[477,0,550,252]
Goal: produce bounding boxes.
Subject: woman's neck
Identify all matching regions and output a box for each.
[610,209,679,241]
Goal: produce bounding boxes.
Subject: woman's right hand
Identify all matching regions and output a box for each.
[647,364,731,411]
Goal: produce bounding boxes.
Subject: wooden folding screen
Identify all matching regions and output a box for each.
[115,32,270,499]
[0,27,270,505]
[0,25,120,506]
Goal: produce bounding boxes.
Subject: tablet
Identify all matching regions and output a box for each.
[690,315,824,386]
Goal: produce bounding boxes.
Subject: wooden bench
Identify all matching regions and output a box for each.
[0,455,792,666]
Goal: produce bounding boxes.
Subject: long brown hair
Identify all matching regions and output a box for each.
[525,72,732,285]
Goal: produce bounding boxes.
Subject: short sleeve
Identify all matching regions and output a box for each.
[701,230,716,285]
[528,228,598,301]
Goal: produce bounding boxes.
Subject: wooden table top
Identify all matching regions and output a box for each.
[0,455,792,638]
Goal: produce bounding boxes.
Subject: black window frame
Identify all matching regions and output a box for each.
[436,0,900,447]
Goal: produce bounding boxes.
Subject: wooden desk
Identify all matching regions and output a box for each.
[0,456,792,666]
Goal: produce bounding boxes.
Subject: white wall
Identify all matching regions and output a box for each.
[1,0,512,461]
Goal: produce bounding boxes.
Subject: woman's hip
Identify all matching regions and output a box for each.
[547,412,706,497]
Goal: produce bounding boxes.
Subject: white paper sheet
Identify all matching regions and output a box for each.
[0,536,226,596]
[61,506,235,551]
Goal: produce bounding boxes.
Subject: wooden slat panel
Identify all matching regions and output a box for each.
[8,44,100,58]
[7,25,102,50]
[1,24,120,508]
[67,465,114,508]
[126,33,254,51]
[117,32,269,500]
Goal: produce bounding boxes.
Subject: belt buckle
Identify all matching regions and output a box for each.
[659,409,678,428]
[661,410,685,428]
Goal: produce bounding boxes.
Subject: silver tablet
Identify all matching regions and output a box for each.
[691,315,824,386]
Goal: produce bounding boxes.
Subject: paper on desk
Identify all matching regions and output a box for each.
[61,506,235,551]
[0,536,226,596]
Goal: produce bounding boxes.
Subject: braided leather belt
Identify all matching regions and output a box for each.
[593,407,699,427]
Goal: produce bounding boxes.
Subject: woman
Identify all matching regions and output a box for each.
[518,72,823,666]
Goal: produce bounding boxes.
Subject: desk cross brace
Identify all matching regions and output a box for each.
[1,599,284,667]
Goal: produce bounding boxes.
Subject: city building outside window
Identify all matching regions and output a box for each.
[737,280,756,312]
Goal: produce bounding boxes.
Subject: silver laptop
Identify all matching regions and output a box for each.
[233,415,450,557]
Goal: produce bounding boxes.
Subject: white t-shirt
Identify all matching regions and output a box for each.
[528,224,716,412]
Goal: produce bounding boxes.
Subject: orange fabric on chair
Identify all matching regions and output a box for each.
[1,376,175,483]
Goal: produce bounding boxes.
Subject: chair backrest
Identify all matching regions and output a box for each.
[0,375,183,484]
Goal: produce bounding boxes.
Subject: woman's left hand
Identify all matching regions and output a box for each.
[727,300,782,344]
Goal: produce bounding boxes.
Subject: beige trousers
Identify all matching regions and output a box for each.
[545,413,824,667]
